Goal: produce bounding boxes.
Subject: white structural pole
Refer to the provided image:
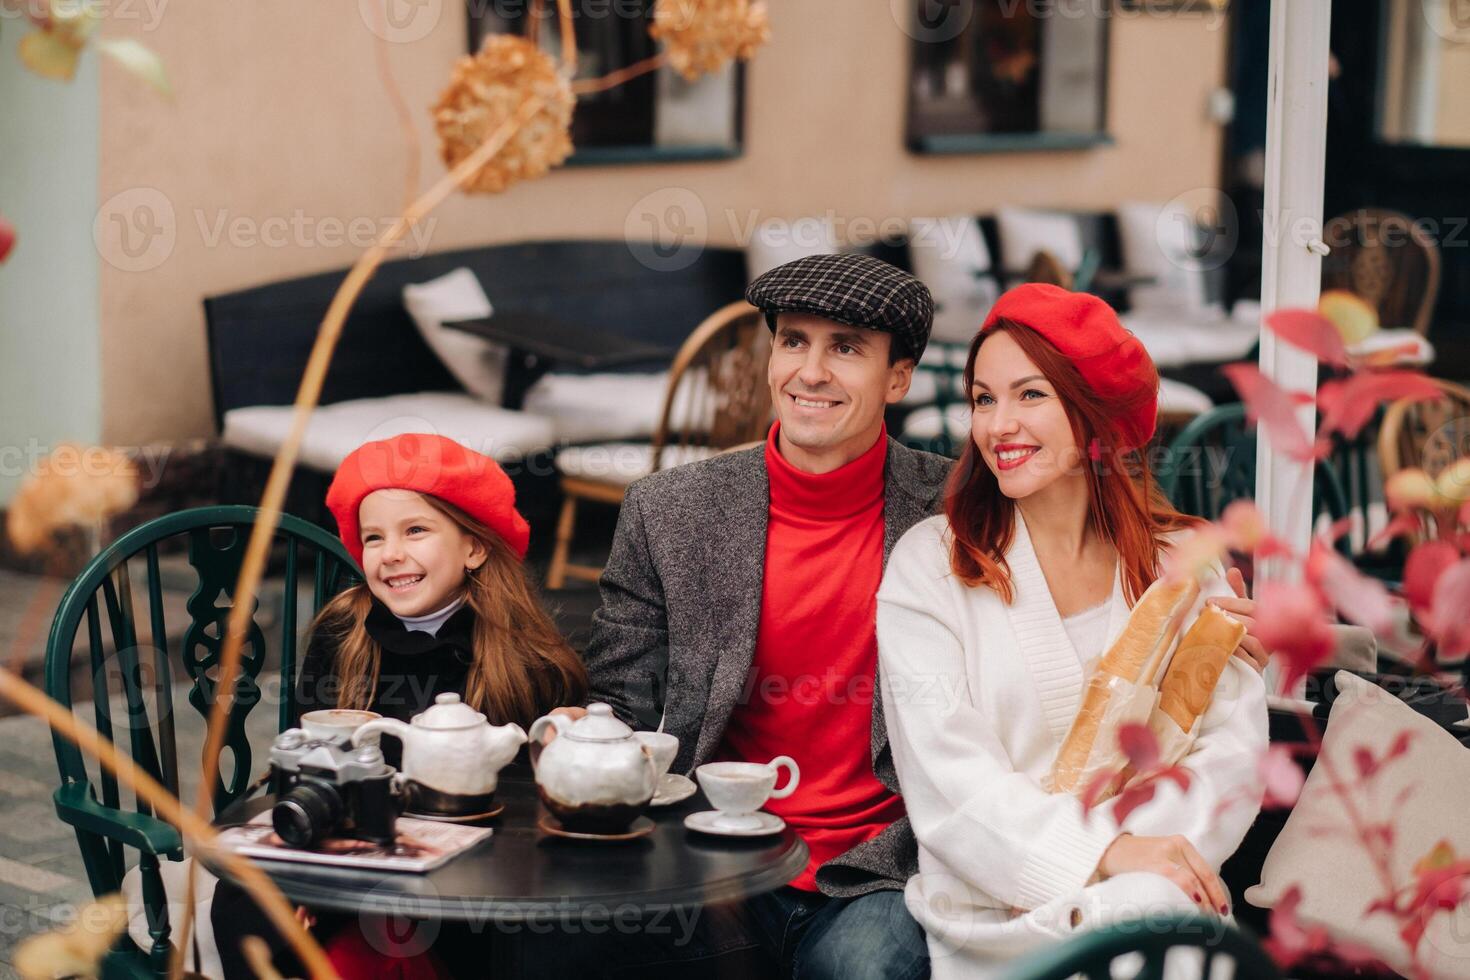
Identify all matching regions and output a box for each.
[1256,0,1333,587]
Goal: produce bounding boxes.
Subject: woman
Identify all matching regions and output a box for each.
[876,284,1268,977]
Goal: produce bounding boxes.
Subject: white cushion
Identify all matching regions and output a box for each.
[556,442,719,487]
[1246,671,1470,978]
[1121,307,1260,368]
[402,268,507,405]
[908,216,997,345]
[901,343,970,407]
[523,371,672,444]
[122,859,221,980]
[995,208,1084,271]
[222,392,557,471]
[1116,200,1214,314]
[1157,378,1214,417]
[746,215,841,281]
[901,403,972,442]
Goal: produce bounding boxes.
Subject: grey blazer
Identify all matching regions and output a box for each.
[583,437,952,898]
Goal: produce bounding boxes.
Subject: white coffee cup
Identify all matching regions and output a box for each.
[634,731,680,781]
[301,708,382,744]
[695,756,800,830]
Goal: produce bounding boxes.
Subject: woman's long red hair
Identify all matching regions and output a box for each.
[945,319,1201,605]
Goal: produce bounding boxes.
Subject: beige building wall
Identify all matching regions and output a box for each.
[98,1,1230,445]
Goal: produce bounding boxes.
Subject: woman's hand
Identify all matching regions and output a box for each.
[1096,834,1230,915]
[1208,567,1270,673]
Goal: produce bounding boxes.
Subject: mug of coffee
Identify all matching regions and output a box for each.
[634,732,679,781]
[695,756,800,830]
[301,709,382,745]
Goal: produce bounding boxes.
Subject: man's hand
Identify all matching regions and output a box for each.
[1207,566,1270,673]
[540,705,588,743]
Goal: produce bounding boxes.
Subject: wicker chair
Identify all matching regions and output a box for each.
[547,300,772,588]
[1321,207,1442,335]
[1377,378,1470,479]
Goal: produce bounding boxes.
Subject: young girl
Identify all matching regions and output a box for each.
[214,433,587,980]
[876,285,1268,978]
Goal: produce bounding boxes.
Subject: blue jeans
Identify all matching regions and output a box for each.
[745,887,930,980]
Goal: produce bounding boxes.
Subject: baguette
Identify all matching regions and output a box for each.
[1048,576,1200,793]
[1156,605,1245,732]
[1094,576,1200,684]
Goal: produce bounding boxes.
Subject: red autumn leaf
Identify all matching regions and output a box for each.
[1387,730,1414,762]
[1426,559,1470,659]
[1265,308,1351,368]
[1253,580,1338,689]
[1079,769,1124,818]
[1404,541,1460,615]
[1112,780,1158,826]
[1259,745,1305,808]
[0,214,15,265]
[1366,511,1422,552]
[1317,371,1445,444]
[1118,722,1160,772]
[1306,541,1398,635]
[1222,363,1317,462]
[1354,745,1378,780]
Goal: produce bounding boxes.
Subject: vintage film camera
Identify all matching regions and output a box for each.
[268,729,401,848]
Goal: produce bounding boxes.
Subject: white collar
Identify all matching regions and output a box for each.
[395,595,467,637]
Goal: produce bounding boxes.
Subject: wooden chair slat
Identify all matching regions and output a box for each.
[143,545,179,798]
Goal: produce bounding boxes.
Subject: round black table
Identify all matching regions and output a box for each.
[212,773,808,924]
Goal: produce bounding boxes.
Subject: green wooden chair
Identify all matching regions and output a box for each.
[44,506,359,976]
[1003,912,1282,980]
[1156,403,1352,555]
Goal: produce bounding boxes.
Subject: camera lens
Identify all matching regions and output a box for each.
[273,781,343,848]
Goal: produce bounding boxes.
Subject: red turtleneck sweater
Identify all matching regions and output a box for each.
[718,424,906,891]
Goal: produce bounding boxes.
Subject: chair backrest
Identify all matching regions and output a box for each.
[650,300,773,471]
[45,507,359,879]
[1322,207,1442,336]
[1158,404,1349,543]
[1378,377,1470,479]
[1002,913,1281,980]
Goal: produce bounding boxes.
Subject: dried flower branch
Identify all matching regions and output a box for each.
[5,444,139,555]
[433,35,573,195]
[12,893,127,980]
[649,0,770,81]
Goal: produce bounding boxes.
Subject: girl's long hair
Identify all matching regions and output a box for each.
[946,318,1201,605]
[314,496,587,727]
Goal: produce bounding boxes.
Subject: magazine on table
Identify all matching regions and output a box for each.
[217,812,492,873]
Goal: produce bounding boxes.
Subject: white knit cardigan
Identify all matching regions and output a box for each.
[876,513,1268,976]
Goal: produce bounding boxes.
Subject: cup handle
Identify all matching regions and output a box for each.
[767,755,800,799]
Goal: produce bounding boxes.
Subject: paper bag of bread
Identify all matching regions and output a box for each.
[1044,575,1200,796]
[1146,605,1246,768]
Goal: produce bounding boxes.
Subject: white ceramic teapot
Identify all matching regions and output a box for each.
[352,693,525,803]
[528,703,658,833]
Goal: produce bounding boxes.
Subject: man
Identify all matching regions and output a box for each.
[574,252,949,980]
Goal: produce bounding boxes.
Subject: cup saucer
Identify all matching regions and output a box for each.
[684,809,785,837]
[538,815,655,842]
[651,773,697,807]
[403,802,504,823]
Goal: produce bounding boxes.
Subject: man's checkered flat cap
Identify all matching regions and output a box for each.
[745,253,934,362]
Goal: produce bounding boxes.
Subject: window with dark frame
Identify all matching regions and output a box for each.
[905,0,1110,154]
[468,0,745,164]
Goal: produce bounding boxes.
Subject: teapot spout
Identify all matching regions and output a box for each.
[483,722,527,769]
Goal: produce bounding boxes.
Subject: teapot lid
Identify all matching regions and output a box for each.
[565,702,635,742]
[412,693,486,730]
